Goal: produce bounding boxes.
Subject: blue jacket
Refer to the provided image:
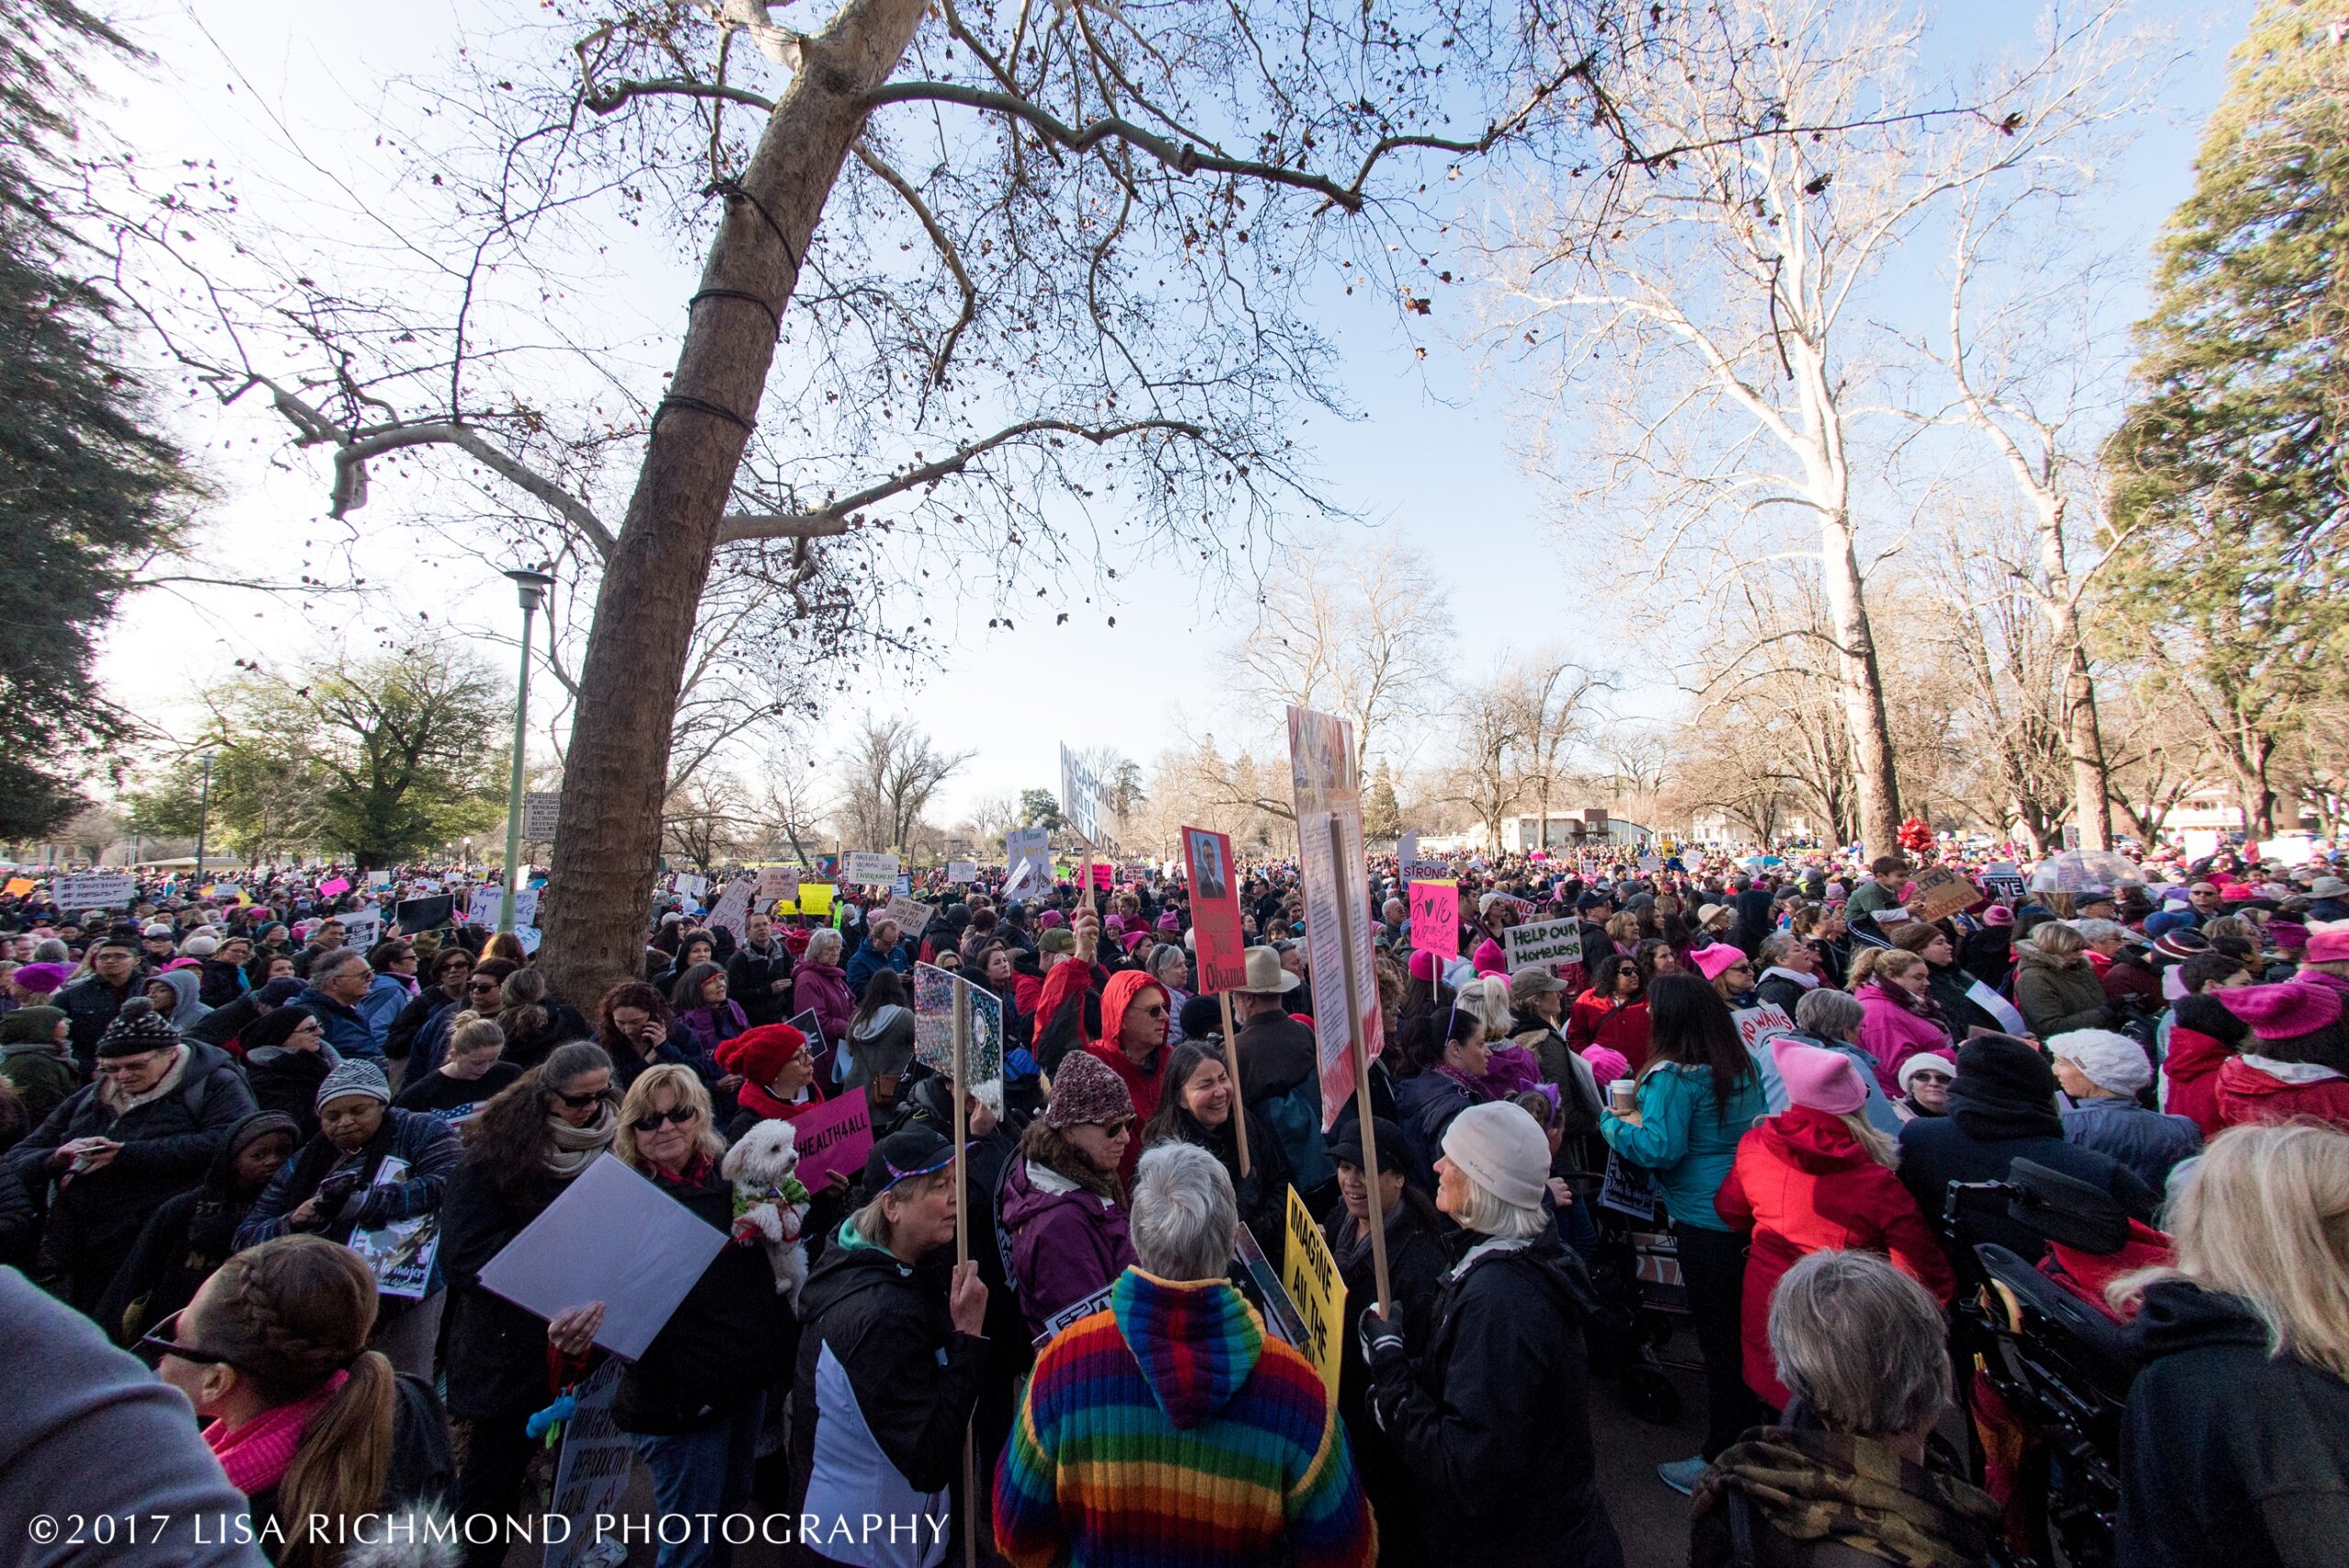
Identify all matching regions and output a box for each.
[236,1107,462,1301]
[296,984,384,1062]
[843,938,909,1000]
[2061,1096,2202,1199]
[1598,1061,1766,1230]
[354,975,413,1047]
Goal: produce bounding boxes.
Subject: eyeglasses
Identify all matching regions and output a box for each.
[135,1308,237,1368]
[94,1051,169,1076]
[556,1086,617,1109]
[629,1105,697,1133]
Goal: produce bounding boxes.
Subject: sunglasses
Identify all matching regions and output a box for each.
[557,1086,617,1109]
[1098,1118,1135,1138]
[629,1105,698,1133]
[1137,1003,1167,1018]
[1909,1071,1954,1085]
[466,980,502,993]
[136,1308,236,1368]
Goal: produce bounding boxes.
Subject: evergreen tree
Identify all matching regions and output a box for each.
[2104,2,2349,833]
[1364,760,1404,842]
[0,1,195,837]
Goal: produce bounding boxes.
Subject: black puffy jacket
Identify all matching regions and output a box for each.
[2118,1279,2349,1568]
[613,1158,795,1435]
[1368,1229,1625,1568]
[438,1158,579,1420]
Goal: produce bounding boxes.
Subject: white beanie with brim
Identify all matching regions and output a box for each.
[1440,1101,1551,1214]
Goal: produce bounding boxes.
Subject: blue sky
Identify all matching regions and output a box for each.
[94,0,2245,822]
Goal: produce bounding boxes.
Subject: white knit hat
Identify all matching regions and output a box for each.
[2046,1029,2153,1096]
[1440,1101,1551,1213]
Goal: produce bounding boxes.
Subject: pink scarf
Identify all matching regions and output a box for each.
[206,1371,348,1496]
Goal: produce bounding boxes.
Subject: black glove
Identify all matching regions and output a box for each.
[1358,1304,1406,1368]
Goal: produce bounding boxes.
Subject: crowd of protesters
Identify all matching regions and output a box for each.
[1,834,2346,1568]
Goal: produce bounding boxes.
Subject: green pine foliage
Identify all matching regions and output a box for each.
[0,0,195,838]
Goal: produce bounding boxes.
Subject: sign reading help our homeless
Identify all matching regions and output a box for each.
[1503,917,1585,973]
[1280,1185,1344,1407]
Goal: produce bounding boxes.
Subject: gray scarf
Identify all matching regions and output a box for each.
[545,1104,617,1177]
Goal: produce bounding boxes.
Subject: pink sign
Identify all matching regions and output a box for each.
[1182,825,1247,994]
[1090,862,1113,890]
[317,877,351,898]
[1408,880,1459,963]
[789,1087,874,1190]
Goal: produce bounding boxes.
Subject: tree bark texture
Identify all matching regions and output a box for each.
[2035,496,2112,851]
[539,0,931,1005]
[1819,516,1902,857]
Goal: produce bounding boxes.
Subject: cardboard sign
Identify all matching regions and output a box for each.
[946,860,978,884]
[1183,825,1248,993]
[1288,704,1384,1131]
[705,876,754,943]
[1408,880,1459,962]
[1907,867,1977,923]
[1280,1184,1344,1407]
[1731,1002,1797,1054]
[756,864,802,905]
[339,907,382,951]
[1005,827,1052,894]
[1059,743,1108,849]
[1503,917,1585,972]
[541,1362,630,1568]
[788,1087,875,1190]
[522,791,561,840]
[912,962,1004,1089]
[880,895,935,937]
[53,872,136,909]
[842,851,899,886]
[476,1153,725,1360]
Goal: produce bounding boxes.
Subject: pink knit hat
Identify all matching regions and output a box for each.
[1472,936,1508,977]
[2221,981,2343,1040]
[1772,1038,1867,1115]
[1689,944,1747,982]
[2304,928,2349,963]
[1408,948,1440,983]
[1581,1045,1631,1086]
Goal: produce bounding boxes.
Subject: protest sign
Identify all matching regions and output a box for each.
[1983,862,2027,902]
[881,895,935,937]
[1059,743,1108,849]
[790,1087,875,1190]
[912,962,1005,1090]
[705,875,754,943]
[1907,867,1977,923]
[2,876,34,896]
[788,1006,828,1060]
[1182,826,1248,994]
[1965,980,2029,1037]
[1395,828,1448,882]
[1731,1002,1797,1053]
[841,851,899,886]
[541,1362,630,1568]
[1005,827,1052,893]
[1032,1280,1118,1349]
[1598,1151,1663,1221]
[1288,704,1385,1135]
[893,873,911,896]
[755,864,802,905]
[1232,1221,1309,1354]
[52,872,135,909]
[1281,1185,1344,1407]
[776,882,834,917]
[317,876,351,899]
[946,860,978,884]
[673,872,707,903]
[339,907,382,951]
[1087,862,1113,890]
[348,1155,439,1299]
[394,894,454,933]
[1637,852,1663,873]
[1408,880,1459,963]
[522,791,562,840]
[367,869,393,890]
[466,884,539,929]
[477,1153,724,1360]
[1504,917,1585,973]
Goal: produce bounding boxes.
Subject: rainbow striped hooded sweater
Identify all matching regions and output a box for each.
[993,1267,1375,1568]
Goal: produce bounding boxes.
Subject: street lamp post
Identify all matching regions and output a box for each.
[195,750,216,887]
[498,568,555,935]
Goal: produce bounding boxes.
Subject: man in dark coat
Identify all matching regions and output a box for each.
[725,909,796,1027]
[55,933,148,1071]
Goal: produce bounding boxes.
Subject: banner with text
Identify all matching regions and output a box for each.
[1288,704,1384,1130]
[1503,917,1584,973]
[1408,880,1459,963]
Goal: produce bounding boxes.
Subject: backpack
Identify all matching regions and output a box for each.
[1254,1074,1336,1193]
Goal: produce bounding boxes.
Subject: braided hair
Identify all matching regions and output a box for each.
[201,1237,393,1568]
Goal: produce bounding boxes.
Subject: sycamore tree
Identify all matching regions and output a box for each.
[96,0,1631,998]
[2105,0,2349,834]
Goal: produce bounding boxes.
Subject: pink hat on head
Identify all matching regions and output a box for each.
[1472,937,1508,977]
[1690,944,1747,982]
[1772,1038,1868,1115]
[1982,905,2015,928]
[1408,948,1439,984]
[2304,929,2349,963]
[1581,1045,1631,1086]
[2221,981,2344,1040]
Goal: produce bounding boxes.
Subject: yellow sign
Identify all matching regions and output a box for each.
[775,882,834,917]
[1280,1184,1344,1407]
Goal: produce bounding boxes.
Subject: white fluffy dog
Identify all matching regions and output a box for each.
[720,1118,813,1306]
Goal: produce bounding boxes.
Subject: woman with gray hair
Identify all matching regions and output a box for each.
[1363,1101,1625,1567]
[1747,988,1903,1136]
[791,926,857,1049]
[1688,1250,2000,1567]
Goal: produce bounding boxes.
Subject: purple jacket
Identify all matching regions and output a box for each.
[999,1155,1134,1340]
[792,962,856,1051]
[675,999,748,1057]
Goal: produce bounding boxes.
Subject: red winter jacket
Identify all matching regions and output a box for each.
[2159,1027,2234,1140]
[2215,1055,2349,1131]
[1564,992,1651,1073]
[1715,1106,1955,1409]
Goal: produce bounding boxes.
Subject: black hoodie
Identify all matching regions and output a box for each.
[2119,1279,2349,1568]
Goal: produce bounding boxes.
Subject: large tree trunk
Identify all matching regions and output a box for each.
[2035,496,2112,851]
[1820,517,1902,856]
[539,0,930,1005]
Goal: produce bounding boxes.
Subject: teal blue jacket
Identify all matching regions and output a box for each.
[1598,1061,1766,1230]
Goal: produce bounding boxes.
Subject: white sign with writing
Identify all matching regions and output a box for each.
[466,884,540,929]
[880,895,935,937]
[1059,743,1108,850]
[1731,1002,1797,1054]
[842,851,900,886]
[339,907,382,950]
[522,792,562,840]
[1005,828,1052,894]
[755,864,802,905]
[946,860,978,884]
[1503,917,1586,972]
[53,872,137,909]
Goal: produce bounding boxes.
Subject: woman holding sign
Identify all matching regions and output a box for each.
[1141,1041,1294,1252]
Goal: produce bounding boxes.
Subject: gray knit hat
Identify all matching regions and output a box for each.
[96,998,182,1058]
[316,1057,392,1111]
[1043,1050,1136,1130]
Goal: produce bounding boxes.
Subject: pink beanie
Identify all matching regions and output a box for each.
[1772,1038,1867,1115]
[1581,1045,1631,1086]
[1408,949,1440,984]
[1472,936,1508,977]
[1689,943,1747,982]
